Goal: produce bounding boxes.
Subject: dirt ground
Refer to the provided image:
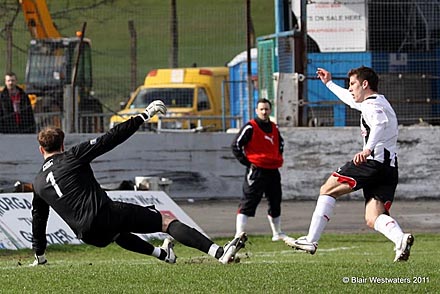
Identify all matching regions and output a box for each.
[176,199,440,238]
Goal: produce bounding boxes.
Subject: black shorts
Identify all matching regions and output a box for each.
[81,201,162,247]
[239,167,282,217]
[333,160,398,208]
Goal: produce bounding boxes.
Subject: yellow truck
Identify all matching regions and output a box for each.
[110,67,231,131]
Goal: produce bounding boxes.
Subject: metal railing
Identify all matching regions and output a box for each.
[157,115,242,133]
[34,112,112,133]
[34,112,242,133]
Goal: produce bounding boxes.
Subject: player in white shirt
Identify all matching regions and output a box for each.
[285,66,414,262]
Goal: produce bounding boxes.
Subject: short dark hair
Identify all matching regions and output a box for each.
[38,127,65,152]
[348,66,379,92]
[5,71,16,77]
[256,98,272,109]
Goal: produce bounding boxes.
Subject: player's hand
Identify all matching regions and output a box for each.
[138,100,167,122]
[353,149,371,166]
[146,100,167,118]
[29,254,47,267]
[316,68,332,84]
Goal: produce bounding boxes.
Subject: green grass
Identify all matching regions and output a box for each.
[1,233,438,293]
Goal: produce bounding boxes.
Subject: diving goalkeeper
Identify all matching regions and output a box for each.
[31,100,246,266]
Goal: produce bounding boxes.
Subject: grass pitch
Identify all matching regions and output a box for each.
[0,233,438,293]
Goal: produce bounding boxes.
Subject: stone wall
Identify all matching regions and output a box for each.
[1,126,438,200]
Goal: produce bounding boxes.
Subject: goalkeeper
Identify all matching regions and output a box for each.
[31,100,246,266]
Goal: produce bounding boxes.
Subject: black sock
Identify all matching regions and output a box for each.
[115,233,155,255]
[167,220,213,253]
[215,247,224,259]
[158,249,167,260]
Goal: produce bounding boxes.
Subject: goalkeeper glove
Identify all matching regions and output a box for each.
[29,254,47,267]
[137,100,167,122]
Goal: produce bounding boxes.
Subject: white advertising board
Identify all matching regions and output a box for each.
[307,0,367,52]
[0,191,205,250]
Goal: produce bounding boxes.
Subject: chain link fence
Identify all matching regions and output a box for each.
[257,0,440,127]
[303,0,440,127]
[1,0,249,133]
[2,1,440,132]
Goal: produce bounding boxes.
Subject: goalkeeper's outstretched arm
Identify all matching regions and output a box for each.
[72,100,168,163]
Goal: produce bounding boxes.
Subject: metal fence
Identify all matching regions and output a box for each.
[304,0,440,127]
[34,112,111,133]
[2,1,440,133]
[258,0,440,127]
[1,0,249,134]
[157,115,242,133]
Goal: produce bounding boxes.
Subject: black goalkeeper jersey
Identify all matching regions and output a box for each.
[32,116,144,254]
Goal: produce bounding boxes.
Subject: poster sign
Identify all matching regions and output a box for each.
[0,191,205,250]
[307,0,367,52]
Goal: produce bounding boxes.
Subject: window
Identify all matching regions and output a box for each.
[27,42,66,85]
[197,88,210,110]
[131,88,195,109]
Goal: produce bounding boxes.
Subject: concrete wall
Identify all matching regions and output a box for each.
[1,126,438,200]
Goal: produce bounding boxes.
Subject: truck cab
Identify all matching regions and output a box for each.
[110,67,230,131]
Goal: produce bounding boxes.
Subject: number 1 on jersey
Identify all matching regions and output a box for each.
[46,171,63,197]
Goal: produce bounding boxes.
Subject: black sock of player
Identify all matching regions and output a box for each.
[167,220,213,253]
[215,247,224,259]
[115,232,155,255]
[158,249,167,260]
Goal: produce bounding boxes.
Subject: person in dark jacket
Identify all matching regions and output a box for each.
[0,72,36,133]
[31,100,247,266]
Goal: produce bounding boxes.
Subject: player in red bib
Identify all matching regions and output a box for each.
[231,98,288,242]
